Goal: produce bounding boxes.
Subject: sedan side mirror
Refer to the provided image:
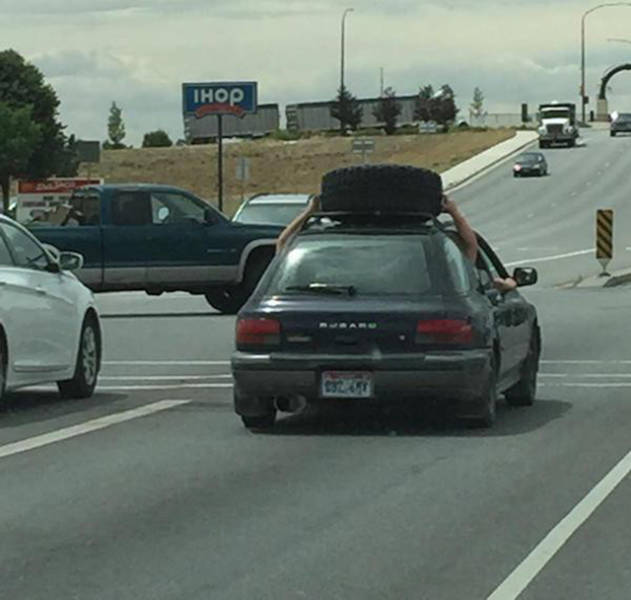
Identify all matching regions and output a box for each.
[513,267,538,287]
[59,251,84,272]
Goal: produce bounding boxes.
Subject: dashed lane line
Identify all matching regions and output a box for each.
[505,248,594,267]
[0,400,191,460]
[487,448,631,599]
[103,360,230,366]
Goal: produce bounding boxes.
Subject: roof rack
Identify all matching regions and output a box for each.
[301,211,446,233]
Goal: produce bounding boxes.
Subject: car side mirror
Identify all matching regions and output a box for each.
[513,267,538,287]
[59,251,84,272]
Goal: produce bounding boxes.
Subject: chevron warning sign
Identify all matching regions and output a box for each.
[596,209,613,260]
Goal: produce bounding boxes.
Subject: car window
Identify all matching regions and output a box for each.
[67,193,101,226]
[0,232,13,265]
[477,237,510,278]
[150,192,208,225]
[0,222,49,270]
[111,192,152,226]
[268,234,434,296]
[234,203,306,226]
[442,236,472,293]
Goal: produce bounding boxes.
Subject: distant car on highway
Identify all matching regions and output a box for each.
[0,215,102,403]
[232,164,541,431]
[513,152,548,177]
[232,193,312,226]
[610,113,631,136]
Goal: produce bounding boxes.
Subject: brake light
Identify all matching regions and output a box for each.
[236,317,281,347]
[416,319,473,344]
[514,165,522,171]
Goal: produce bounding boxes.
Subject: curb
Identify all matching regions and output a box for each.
[603,272,631,288]
[442,131,539,192]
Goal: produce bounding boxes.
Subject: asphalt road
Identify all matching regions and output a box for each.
[1,128,630,600]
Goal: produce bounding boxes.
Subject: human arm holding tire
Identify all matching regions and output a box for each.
[442,196,478,263]
[276,196,320,254]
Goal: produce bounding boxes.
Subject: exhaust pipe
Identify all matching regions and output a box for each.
[274,395,307,414]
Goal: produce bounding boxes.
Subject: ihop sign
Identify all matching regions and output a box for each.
[182,81,257,119]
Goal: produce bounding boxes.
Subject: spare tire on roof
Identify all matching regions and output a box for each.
[320,164,443,216]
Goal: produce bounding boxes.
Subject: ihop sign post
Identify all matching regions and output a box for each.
[182,82,258,211]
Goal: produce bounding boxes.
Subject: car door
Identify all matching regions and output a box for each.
[101,190,152,289]
[477,237,531,372]
[145,190,213,286]
[0,222,76,376]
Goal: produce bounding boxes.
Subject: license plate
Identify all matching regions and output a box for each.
[321,371,373,398]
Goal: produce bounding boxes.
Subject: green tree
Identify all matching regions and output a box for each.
[142,129,173,148]
[414,84,458,131]
[0,49,68,209]
[106,101,126,149]
[330,85,363,134]
[0,103,42,211]
[470,87,485,118]
[373,87,401,135]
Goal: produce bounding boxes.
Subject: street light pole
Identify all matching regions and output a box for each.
[581,3,631,123]
[340,8,354,93]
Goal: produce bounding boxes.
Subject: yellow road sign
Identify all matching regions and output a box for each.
[596,209,613,260]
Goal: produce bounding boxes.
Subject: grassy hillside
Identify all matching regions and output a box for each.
[78,129,514,217]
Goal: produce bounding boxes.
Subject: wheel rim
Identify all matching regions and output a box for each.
[82,325,98,386]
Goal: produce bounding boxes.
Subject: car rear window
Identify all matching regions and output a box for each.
[267,234,437,296]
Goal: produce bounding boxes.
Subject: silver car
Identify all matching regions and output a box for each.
[232,193,312,226]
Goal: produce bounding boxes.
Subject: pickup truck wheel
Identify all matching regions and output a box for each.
[205,252,272,314]
[205,288,247,314]
[58,316,100,399]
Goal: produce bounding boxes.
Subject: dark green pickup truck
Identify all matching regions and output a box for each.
[29,184,283,314]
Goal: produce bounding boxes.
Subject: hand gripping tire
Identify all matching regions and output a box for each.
[320,164,443,216]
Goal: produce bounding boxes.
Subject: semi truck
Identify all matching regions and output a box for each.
[537,102,578,148]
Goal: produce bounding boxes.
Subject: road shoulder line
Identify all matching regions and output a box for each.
[487,448,631,599]
[0,399,191,460]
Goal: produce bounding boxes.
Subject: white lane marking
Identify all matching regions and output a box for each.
[487,448,631,600]
[100,374,233,381]
[103,360,230,366]
[541,382,631,388]
[505,248,594,267]
[95,384,234,391]
[542,360,631,365]
[540,373,631,378]
[26,383,234,392]
[0,400,190,460]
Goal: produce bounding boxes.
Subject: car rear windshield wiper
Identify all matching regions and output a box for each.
[285,283,357,296]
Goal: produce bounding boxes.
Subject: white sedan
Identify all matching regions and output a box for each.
[0,215,101,402]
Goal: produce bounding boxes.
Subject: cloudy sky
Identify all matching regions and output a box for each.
[4,0,631,145]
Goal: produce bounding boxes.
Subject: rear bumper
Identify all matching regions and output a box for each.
[232,349,492,415]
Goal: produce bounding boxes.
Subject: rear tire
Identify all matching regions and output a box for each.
[0,334,7,407]
[320,164,443,215]
[241,413,276,430]
[505,331,539,406]
[611,131,616,137]
[468,357,498,428]
[57,316,100,399]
